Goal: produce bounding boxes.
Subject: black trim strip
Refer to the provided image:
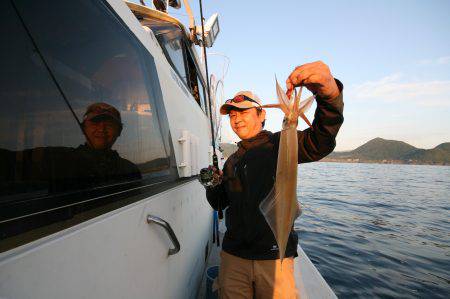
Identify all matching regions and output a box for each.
[1,180,169,224]
[0,176,199,253]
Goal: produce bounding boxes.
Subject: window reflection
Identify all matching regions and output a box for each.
[1,0,173,203]
[0,0,180,247]
[53,102,143,192]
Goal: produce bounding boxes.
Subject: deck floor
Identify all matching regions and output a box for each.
[196,223,223,299]
[196,221,337,299]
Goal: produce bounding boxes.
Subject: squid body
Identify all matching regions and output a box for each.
[259,78,315,263]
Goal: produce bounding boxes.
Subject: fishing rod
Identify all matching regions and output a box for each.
[198,0,218,169]
[198,0,223,248]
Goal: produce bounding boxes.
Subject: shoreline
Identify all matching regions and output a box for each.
[221,156,449,166]
[319,158,449,166]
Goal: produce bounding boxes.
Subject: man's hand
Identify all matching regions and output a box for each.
[286,61,340,100]
[200,165,223,187]
[210,165,223,187]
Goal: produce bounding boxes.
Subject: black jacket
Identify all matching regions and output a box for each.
[206,82,344,260]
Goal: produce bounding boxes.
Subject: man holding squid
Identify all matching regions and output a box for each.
[205,61,344,299]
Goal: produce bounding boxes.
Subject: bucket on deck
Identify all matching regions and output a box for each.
[206,265,219,299]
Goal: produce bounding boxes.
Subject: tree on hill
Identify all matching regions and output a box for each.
[403,143,450,163]
[434,142,450,152]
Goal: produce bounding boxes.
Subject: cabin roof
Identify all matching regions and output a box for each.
[125,2,189,39]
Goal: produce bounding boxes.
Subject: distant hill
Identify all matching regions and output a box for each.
[435,142,450,152]
[328,138,450,165]
[220,138,450,165]
[330,137,418,160]
[403,143,450,164]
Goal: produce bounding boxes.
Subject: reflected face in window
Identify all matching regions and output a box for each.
[83,119,121,150]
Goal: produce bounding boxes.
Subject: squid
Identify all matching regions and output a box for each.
[259,78,315,263]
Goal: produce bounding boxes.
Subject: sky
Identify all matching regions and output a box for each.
[169,0,450,151]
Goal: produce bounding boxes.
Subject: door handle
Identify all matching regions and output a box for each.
[147,215,181,256]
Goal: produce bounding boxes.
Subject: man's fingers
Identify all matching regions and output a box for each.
[293,61,318,73]
[286,63,326,89]
[288,64,316,83]
[285,61,335,97]
[285,61,338,99]
[301,74,324,85]
[286,81,293,91]
[287,71,324,96]
[286,88,293,98]
[292,69,323,87]
[286,64,315,85]
[292,61,326,77]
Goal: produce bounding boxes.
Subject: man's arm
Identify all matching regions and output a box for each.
[284,61,344,162]
[297,79,344,162]
[204,164,230,210]
[205,182,229,210]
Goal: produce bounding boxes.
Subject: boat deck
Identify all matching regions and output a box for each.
[196,221,336,299]
[196,222,223,299]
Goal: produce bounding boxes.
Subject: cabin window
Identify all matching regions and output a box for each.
[164,38,189,84]
[185,47,208,112]
[197,77,208,113]
[144,20,208,111]
[0,0,177,250]
[155,27,189,85]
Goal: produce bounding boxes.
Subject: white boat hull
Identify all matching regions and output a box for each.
[0,180,213,299]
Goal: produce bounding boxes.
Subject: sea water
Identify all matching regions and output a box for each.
[295,162,450,298]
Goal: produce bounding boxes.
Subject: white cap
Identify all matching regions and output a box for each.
[220,91,262,115]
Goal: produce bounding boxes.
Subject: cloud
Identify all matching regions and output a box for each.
[418,56,450,65]
[437,56,450,65]
[348,73,450,107]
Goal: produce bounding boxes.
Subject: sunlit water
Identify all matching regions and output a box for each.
[295,162,450,298]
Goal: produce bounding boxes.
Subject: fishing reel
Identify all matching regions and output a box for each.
[199,166,222,187]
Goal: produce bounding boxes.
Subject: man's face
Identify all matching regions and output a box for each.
[229,108,266,140]
[83,119,120,150]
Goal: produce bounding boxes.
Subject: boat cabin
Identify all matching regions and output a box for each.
[1,1,216,297]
